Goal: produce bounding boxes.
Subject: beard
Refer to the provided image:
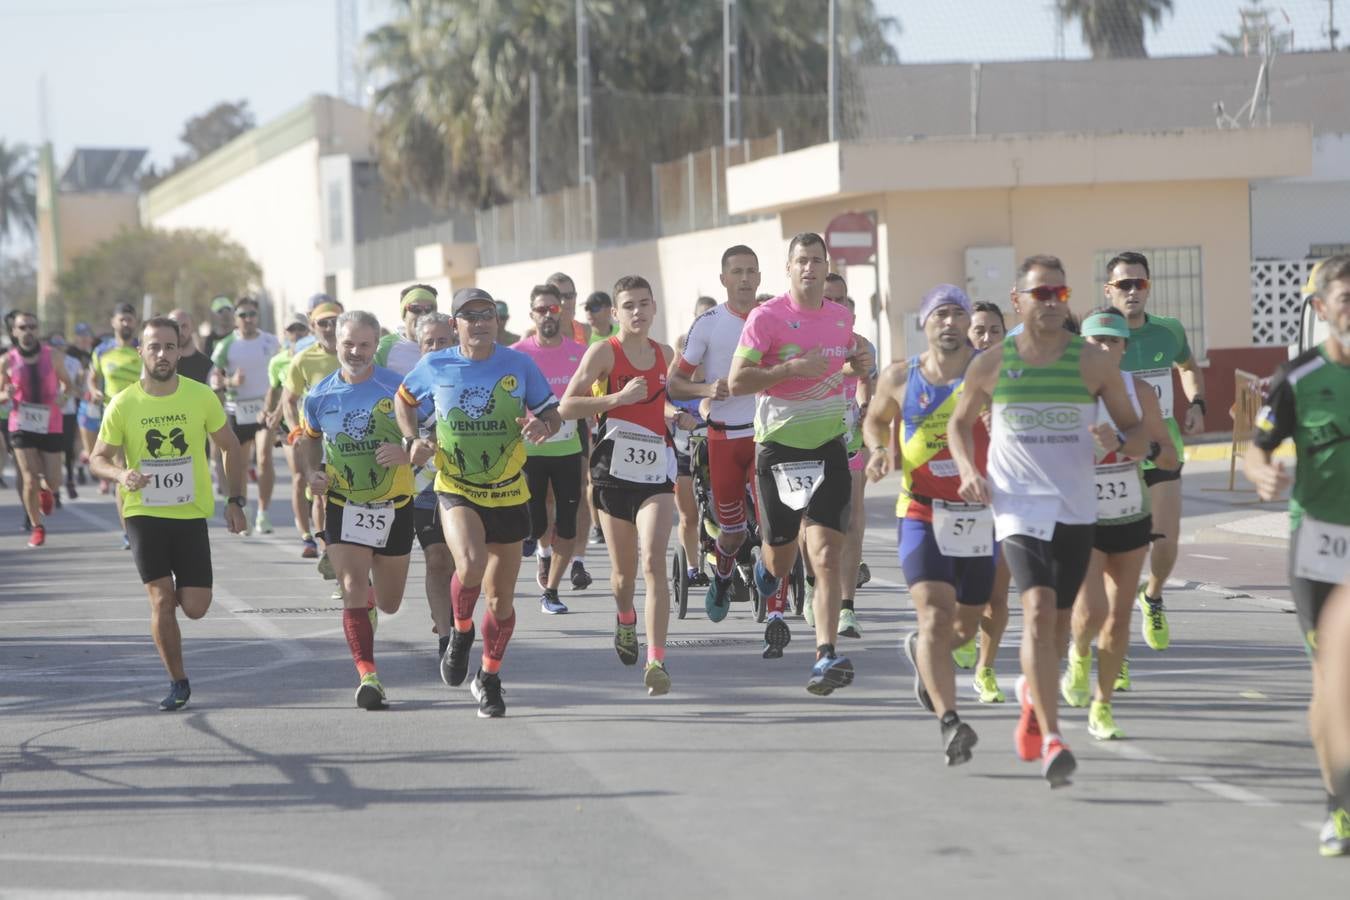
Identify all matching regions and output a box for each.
[118,327,134,341]
[539,319,559,339]
[148,363,175,382]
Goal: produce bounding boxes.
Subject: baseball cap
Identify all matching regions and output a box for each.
[584,291,612,313]
[918,284,972,326]
[452,287,495,315]
[1081,311,1131,340]
[284,313,310,333]
[307,293,335,311]
[210,296,234,313]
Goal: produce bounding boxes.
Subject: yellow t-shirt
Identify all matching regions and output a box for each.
[98,378,227,520]
[284,343,340,399]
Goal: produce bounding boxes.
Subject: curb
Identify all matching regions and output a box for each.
[1184,441,1294,463]
[1165,576,1295,615]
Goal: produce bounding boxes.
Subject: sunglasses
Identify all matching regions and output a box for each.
[1106,277,1150,292]
[455,309,498,323]
[314,317,338,328]
[405,304,435,316]
[531,303,561,315]
[15,323,37,332]
[1017,285,1072,303]
[236,310,258,319]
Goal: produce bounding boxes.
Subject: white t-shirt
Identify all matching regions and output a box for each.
[212,330,281,407]
[678,303,755,439]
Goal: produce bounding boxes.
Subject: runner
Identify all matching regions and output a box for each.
[398,288,561,718]
[211,296,282,535]
[864,285,991,765]
[1244,253,1350,855]
[201,295,236,360]
[1320,581,1350,850]
[584,291,619,345]
[513,284,587,615]
[265,313,317,556]
[495,300,522,345]
[283,299,343,576]
[1060,306,1178,741]
[296,310,416,711]
[47,332,85,500]
[374,283,437,376]
[0,312,75,546]
[1104,251,1207,654]
[90,303,142,548]
[960,301,1013,699]
[948,254,1146,786]
[547,272,601,571]
[406,311,457,671]
[560,275,678,695]
[546,272,592,344]
[727,233,873,693]
[168,308,214,384]
[88,316,248,710]
[74,321,103,490]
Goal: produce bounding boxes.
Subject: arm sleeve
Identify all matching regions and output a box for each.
[1252,366,1295,451]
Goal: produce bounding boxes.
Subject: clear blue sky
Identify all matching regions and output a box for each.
[0,0,1340,170]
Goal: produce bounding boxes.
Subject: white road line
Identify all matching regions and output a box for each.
[1189,553,1228,560]
[1176,775,1281,808]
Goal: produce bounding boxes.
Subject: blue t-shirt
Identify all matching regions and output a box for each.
[398,346,557,507]
[302,366,415,507]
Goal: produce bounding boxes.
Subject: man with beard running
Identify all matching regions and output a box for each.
[90,303,143,549]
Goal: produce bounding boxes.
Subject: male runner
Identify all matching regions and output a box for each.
[201,296,236,360]
[1104,252,1207,652]
[375,284,438,376]
[864,285,991,765]
[169,308,214,384]
[561,275,678,696]
[398,288,561,718]
[265,314,316,556]
[90,303,142,548]
[297,310,416,710]
[89,316,248,710]
[48,332,85,499]
[513,284,587,615]
[949,255,1145,787]
[495,300,522,345]
[1245,253,1350,855]
[211,296,282,534]
[546,271,600,568]
[584,292,619,344]
[728,233,873,693]
[1,312,75,546]
[671,245,763,630]
[283,299,343,573]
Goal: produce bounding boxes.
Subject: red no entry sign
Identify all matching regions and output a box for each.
[825,211,877,265]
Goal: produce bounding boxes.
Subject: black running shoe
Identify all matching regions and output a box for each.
[941,715,978,767]
[445,624,475,686]
[762,614,791,659]
[159,679,191,711]
[471,669,506,718]
[570,560,593,590]
[903,631,935,712]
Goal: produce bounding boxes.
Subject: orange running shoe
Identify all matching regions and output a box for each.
[27,525,46,548]
[1014,675,1042,762]
[39,489,55,516]
[1042,737,1077,788]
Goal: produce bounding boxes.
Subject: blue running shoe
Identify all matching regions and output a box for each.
[540,589,568,615]
[806,648,855,696]
[159,679,190,711]
[522,537,537,559]
[753,559,781,599]
[705,575,733,623]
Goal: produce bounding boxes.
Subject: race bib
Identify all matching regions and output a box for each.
[1294,516,1350,585]
[18,402,50,434]
[932,501,994,558]
[340,501,395,548]
[1138,368,1174,419]
[608,424,667,484]
[545,418,578,445]
[234,397,265,423]
[141,456,195,506]
[771,460,825,511]
[928,459,959,478]
[1094,461,1144,520]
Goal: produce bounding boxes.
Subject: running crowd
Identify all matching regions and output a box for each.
[4,240,1348,855]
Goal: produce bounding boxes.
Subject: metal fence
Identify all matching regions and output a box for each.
[354,219,462,290]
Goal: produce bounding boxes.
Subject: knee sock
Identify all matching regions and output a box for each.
[617,608,637,626]
[713,538,736,580]
[647,645,665,664]
[767,577,788,615]
[451,573,480,631]
[481,610,516,674]
[342,607,376,676]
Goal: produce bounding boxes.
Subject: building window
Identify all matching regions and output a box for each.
[327,181,345,243]
[1095,246,1204,358]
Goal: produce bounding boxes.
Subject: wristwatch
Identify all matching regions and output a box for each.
[227,495,246,508]
[402,435,417,453]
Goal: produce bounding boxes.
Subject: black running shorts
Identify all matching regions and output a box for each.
[439,492,530,545]
[1002,523,1096,610]
[524,452,583,541]
[755,437,851,546]
[126,515,213,587]
[324,499,415,556]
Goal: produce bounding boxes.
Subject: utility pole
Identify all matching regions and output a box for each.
[576,0,594,186]
[723,0,742,147]
[827,0,839,142]
[1330,0,1340,50]
[529,71,540,196]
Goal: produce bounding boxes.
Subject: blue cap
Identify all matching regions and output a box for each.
[918,284,972,326]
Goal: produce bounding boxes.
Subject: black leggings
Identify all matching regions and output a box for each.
[1002,523,1096,610]
[524,453,583,541]
[62,414,78,480]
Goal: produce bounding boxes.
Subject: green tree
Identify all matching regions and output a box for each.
[53,227,260,332]
[1214,2,1293,55]
[1058,0,1173,59]
[364,1,899,209]
[142,100,257,189]
[0,140,37,260]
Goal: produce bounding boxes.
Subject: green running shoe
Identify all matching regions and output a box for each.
[1060,644,1092,708]
[952,637,977,670]
[838,608,861,639]
[803,578,816,629]
[355,673,387,710]
[972,666,1004,703]
[644,659,671,696]
[1114,658,1132,692]
[614,618,639,666]
[1088,700,1124,740]
[1138,587,1170,651]
[1320,808,1350,857]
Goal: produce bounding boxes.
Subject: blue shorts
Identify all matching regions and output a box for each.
[77,400,101,433]
[897,517,997,606]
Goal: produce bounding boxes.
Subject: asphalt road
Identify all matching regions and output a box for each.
[1,455,1343,898]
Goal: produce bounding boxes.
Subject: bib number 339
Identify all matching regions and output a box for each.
[609,425,667,484]
[932,501,994,558]
[771,461,825,511]
[340,502,395,549]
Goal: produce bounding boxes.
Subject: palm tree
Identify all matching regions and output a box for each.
[0,140,37,259]
[1058,0,1173,59]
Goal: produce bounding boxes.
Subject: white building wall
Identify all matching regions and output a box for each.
[1252,133,1350,260]
[147,139,325,326]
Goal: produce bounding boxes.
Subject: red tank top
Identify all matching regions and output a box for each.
[602,336,668,438]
